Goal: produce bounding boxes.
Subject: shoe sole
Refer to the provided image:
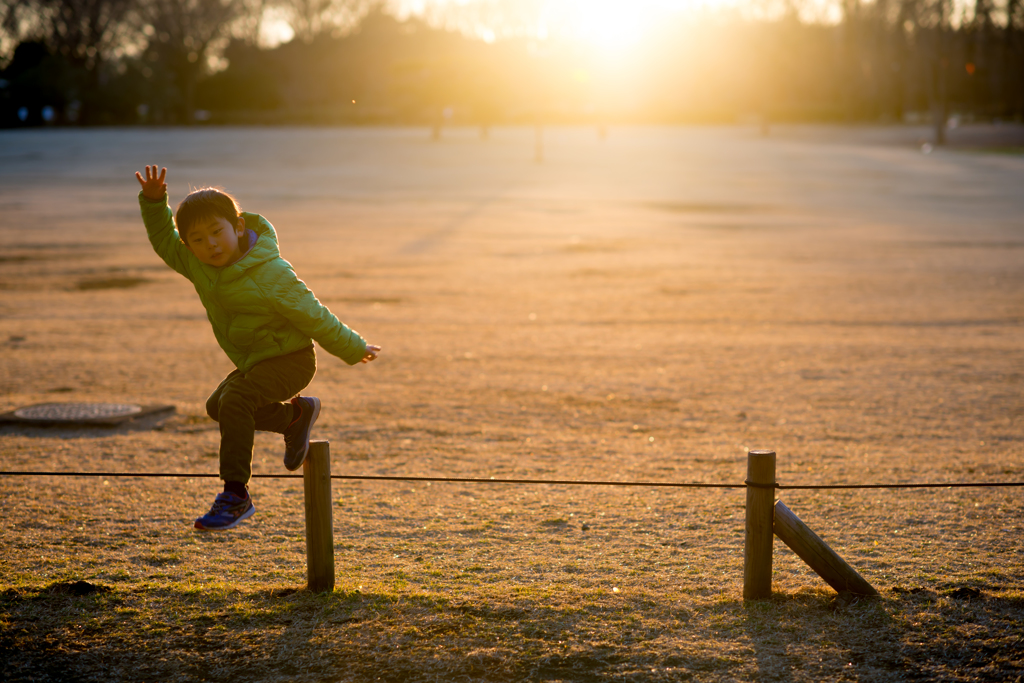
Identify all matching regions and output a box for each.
[194,502,256,531]
[284,397,321,471]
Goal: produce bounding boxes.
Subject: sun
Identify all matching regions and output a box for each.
[571,0,654,53]
[400,0,683,55]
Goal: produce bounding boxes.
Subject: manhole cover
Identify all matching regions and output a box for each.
[14,403,143,421]
[0,402,174,427]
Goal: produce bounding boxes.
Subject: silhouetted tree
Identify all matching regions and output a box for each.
[1,0,135,122]
[1007,0,1024,116]
[924,0,952,143]
[137,0,244,123]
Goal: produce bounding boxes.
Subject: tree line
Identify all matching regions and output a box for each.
[1,0,1022,141]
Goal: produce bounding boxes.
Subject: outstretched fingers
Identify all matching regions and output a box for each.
[135,165,168,199]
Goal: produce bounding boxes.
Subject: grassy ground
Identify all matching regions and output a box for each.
[1,126,1023,681]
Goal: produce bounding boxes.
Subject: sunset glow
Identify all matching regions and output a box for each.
[563,0,661,52]
[395,0,709,51]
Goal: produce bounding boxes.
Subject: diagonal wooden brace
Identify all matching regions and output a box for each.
[774,500,877,596]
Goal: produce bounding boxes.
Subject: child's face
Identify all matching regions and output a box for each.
[183,216,246,267]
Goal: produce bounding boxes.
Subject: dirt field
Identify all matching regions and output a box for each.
[1,125,1023,682]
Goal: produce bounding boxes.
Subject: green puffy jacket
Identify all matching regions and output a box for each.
[140,192,367,372]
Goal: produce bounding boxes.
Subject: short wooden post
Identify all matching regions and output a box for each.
[773,500,877,596]
[303,440,335,592]
[743,449,776,600]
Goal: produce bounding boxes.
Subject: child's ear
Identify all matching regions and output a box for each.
[236,217,245,235]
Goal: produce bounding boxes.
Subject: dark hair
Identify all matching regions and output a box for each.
[175,188,242,242]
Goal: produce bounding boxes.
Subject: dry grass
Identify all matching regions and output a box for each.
[1,126,1023,682]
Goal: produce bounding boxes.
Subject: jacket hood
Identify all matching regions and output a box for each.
[215,213,279,283]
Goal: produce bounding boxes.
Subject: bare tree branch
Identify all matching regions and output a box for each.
[285,0,367,43]
[2,0,134,69]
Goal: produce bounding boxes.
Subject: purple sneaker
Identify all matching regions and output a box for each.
[194,491,255,530]
[283,396,320,471]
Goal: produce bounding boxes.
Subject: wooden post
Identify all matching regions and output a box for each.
[773,500,877,596]
[743,449,776,600]
[303,440,335,592]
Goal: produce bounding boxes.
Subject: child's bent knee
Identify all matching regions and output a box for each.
[215,388,254,415]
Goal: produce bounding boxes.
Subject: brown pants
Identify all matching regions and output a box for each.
[205,344,317,485]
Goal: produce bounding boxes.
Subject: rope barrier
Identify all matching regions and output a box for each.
[1,471,1022,490]
[779,482,1024,490]
[0,471,738,488]
[745,479,1024,490]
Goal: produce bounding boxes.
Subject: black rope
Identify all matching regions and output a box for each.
[779,482,1024,490]
[331,475,738,488]
[0,471,1022,490]
[0,471,739,488]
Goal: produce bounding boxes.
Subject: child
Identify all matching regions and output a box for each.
[135,165,380,531]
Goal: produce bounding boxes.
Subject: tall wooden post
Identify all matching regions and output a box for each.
[304,440,335,592]
[743,449,776,600]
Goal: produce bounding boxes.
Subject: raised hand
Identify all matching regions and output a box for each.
[135,165,167,201]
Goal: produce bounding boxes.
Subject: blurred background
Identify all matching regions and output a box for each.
[1,0,1022,139]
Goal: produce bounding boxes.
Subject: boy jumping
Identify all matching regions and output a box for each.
[135,165,379,531]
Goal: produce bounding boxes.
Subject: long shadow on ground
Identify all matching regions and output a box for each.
[1,581,1022,682]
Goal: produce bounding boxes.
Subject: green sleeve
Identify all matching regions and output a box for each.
[139,191,194,278]
[270,264,368,365]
